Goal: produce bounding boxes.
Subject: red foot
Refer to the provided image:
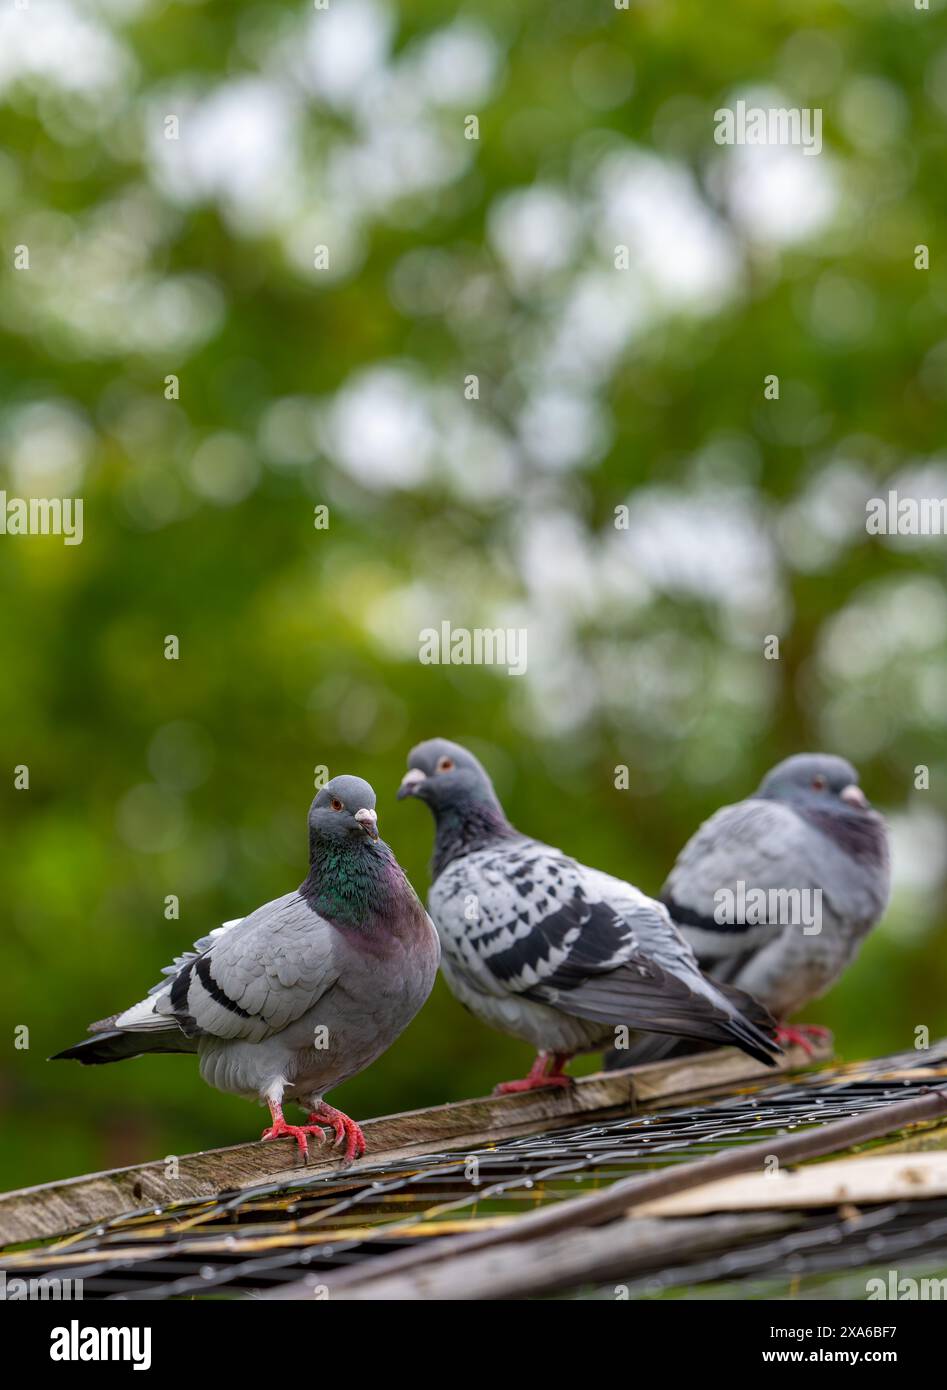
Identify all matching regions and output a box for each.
[495,1074,573,1095]
[493,1051,573,1095]
[308,1102,366,1162]
[775,1024,832,1058]
[261,1114,327,1158]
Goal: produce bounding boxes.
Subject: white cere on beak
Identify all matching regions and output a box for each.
[840,784,868,809]
[354,807,379,838]
[399,768,425,792]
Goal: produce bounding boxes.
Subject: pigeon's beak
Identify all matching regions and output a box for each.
[397,768,426,800]
[354,807,379,840]
[840,784,868,810]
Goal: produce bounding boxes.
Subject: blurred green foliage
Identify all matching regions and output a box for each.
[2,0,947,1188]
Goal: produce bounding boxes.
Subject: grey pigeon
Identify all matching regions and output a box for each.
[397,738,779,1091]
[53,776,440,1160]
[607,752,890,1068]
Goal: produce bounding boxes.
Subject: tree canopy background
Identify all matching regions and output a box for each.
[2,0,946,1188]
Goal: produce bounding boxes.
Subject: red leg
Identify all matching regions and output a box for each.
[261,1100,327,1158]
[494,1051,573,1095]
[307,1102,366,1162]
[775,1024,832,1058]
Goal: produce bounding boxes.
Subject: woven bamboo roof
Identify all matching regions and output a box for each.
[3,1037,947,1300]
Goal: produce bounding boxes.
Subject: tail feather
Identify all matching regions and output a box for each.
[604,982,780,1072]
[605,1033,687,1070]
[710,981,781,1067]
[715,981,779,1037]
[50,1029,195,1065]
[644,1007,779,1069]
[683,978,780,1068]
[545,954,782,1071]
[719,1015,780,1069]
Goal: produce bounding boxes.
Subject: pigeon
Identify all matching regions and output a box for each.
[397,738,780,1091]
[52,776,440,1160]
[606,753,890,1068]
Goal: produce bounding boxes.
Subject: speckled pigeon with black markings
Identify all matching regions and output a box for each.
[397,739,779,1091]
[606,753,890,1068]
[53,776,440,1160]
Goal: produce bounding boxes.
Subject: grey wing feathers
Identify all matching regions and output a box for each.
[53,898,341,1066]
[431,842,637,1000]
[78,919,248,1037]
[528,891,777,1062]
[436,841,778,1065]
[661,800,814,946]
[146,917,244,996]
[153,892,339,1041]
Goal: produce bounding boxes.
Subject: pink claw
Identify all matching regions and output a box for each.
[494,1074,573,1095]
[775,1023,832,1057]
[307,1103,366,1162]
[261,1115,328,1158]
[493,1050,573,1095]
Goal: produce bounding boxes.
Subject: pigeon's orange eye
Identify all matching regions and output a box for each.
[812,776,826,791]
[437,756,454,772]
[330,798,344,811]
